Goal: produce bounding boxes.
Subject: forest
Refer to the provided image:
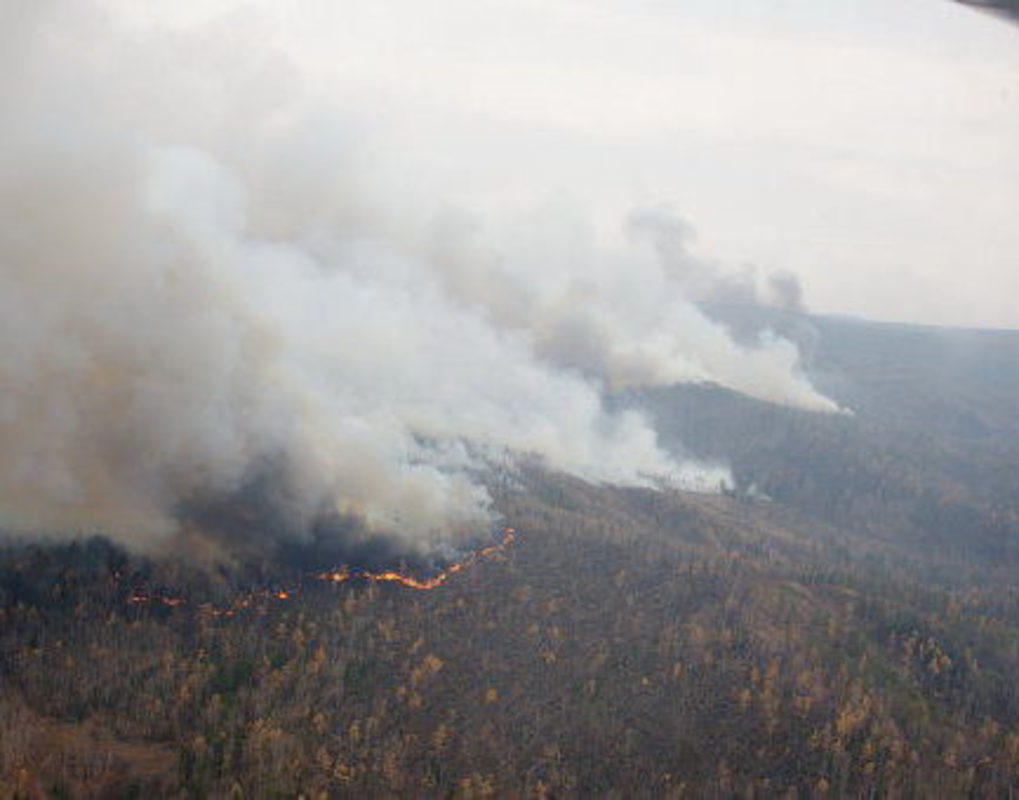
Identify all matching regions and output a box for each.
[3,311,1019,798]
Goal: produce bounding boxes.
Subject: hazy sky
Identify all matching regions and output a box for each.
[109,0,1019,329]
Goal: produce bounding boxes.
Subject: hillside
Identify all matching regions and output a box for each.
[3,313,1019,797]
[637,308,1019,583]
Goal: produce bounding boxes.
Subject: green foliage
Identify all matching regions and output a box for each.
[208,659,256,697]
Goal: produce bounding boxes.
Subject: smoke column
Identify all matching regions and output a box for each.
[0,2,837,555]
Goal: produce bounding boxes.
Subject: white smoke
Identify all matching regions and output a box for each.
[0,2,836,554]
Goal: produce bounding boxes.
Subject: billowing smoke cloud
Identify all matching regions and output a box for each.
[619,206,835,405]
[0,3,836,556]
[626,206,807,312]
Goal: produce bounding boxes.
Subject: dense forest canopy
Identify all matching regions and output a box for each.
[4,310,1019,797]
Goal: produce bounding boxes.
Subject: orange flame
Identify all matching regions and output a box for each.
[122,527,517,612]
[128,591,185,607]
[317,527,516,590]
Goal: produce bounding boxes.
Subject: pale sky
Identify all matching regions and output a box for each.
[110,0,1019,329]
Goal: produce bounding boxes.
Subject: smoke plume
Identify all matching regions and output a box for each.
[0,2,837,556]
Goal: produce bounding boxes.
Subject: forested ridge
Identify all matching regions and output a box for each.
[4,312,1019,798]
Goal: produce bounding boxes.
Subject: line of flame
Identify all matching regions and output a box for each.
[124,527,517,612]
[316,527,516,590]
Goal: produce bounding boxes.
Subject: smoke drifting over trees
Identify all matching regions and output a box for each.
[0,2,836,555]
